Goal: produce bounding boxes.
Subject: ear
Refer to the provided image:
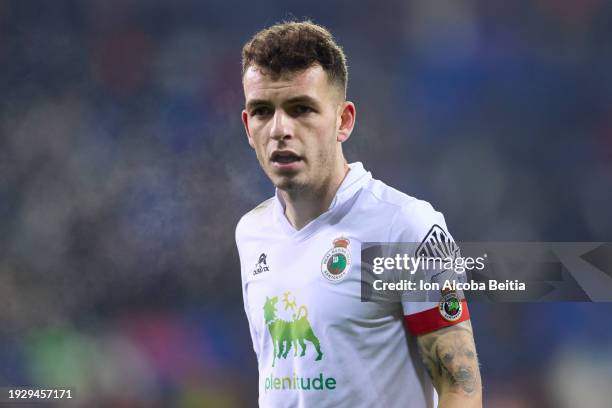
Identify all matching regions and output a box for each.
[336,101,356,143]
[242,110,255,149]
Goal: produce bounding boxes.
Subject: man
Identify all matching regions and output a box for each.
[236,20,482,407]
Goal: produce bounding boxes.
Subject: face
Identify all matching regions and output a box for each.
[242,64,355,193]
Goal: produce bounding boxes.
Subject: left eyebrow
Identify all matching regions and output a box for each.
[284,95,320,107]
[245,95,320,111]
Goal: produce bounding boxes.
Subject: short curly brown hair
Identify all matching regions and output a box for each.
[241,20,348,97]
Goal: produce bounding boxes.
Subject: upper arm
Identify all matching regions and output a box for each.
[416,320,482,407]
[391,200,481,404]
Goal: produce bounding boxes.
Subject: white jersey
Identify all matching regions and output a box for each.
[236,162,470,408]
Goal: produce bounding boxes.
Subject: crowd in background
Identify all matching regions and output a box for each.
[1,0,611,406]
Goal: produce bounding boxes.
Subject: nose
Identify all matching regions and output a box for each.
[270,110,292,141]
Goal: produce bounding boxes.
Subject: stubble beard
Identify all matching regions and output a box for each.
[278,152,336,202]
[261,133,340,200]
[271,168,309,197]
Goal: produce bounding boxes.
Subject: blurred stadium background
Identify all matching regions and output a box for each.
[1,0,611,407]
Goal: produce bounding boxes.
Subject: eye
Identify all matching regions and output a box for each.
[293,105,314,115]
[251,107,272,117]
[442,353,453,363]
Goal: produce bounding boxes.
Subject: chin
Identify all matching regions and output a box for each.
[272,176,307,193]
[274,179,300,192]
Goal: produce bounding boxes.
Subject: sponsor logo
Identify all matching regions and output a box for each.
[264,292,323,367]
[439,290,463,322]
[262,292,335,392]
[321,237,351,282]
[253,253,270,275]
[264,372,336,392]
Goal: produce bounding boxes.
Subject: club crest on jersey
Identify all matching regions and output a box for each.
[321,237,351,282]
[439,290,463,322]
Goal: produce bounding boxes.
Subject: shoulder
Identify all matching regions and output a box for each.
[393,198,448,242]
[235,196,275,244]
[360,177,449,243]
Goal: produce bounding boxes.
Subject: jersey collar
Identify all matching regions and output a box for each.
[273,162,372,239]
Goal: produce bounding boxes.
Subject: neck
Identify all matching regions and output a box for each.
[280,161,350,230]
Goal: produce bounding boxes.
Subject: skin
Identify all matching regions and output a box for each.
[242,64,355,230]
[417,320,483,407]
[242,62,482,407]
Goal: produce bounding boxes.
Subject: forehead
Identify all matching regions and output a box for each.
[243,65,333,103]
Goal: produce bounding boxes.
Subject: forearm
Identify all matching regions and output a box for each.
[436,342,482,408]
[438,388,482,408]
[417,321,482,408]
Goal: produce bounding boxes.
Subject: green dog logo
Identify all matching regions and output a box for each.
[263,292,323,367]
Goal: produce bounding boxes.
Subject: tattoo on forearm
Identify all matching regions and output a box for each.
[417,323,481,396]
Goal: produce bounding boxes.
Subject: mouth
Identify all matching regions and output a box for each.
[270,151,303,166]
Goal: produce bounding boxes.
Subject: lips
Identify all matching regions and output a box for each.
[270,150,302,164]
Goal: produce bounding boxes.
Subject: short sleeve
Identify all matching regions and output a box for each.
[236,218,261,358]
[389,200,471,336]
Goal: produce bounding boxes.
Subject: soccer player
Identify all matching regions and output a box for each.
[235,21,482,408]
